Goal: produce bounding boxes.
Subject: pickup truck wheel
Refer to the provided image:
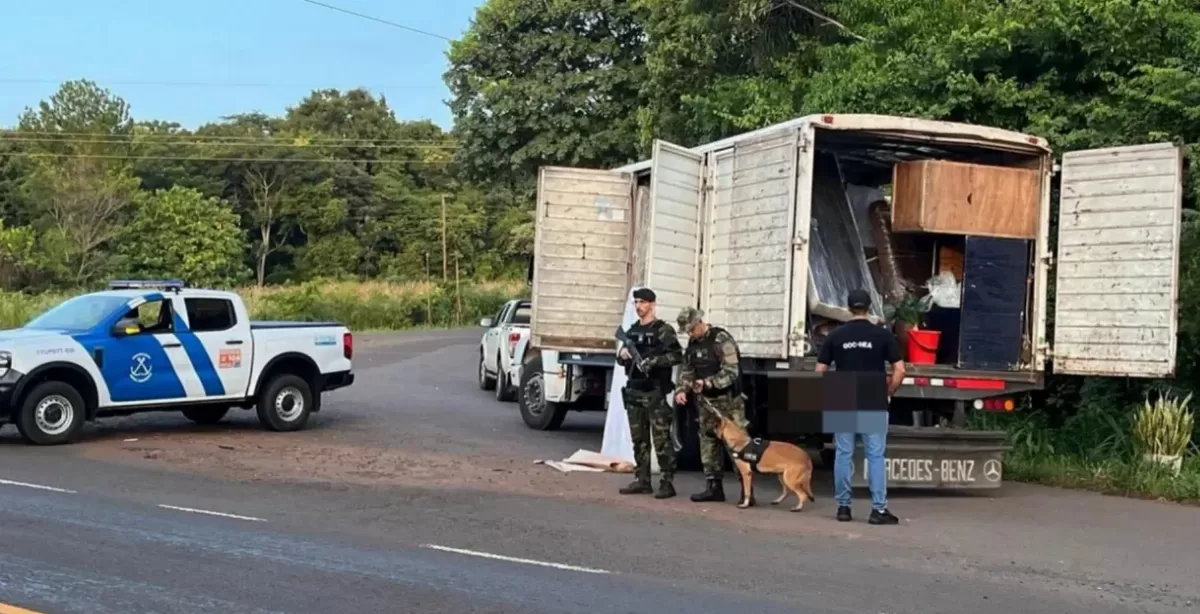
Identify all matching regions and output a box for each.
[256,374,313,432]
[478,351,496,391]
[15,381,86,445]
[494,353,516,402]
[518,354,567,430]
[182,406,230,425]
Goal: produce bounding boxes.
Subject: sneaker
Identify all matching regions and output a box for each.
[654,480,676,499]
[836,506,853,522]
[869,509,899,525]
[619,480,653,495]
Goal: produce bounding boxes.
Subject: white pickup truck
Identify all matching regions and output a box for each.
[477,299,531,403]
[0,280,355,445]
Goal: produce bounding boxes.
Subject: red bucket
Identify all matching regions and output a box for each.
[906,329,941,365]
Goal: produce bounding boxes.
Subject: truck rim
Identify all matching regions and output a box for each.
[275,387,305,421]
[35,395,74,436]
[523,373,545,416]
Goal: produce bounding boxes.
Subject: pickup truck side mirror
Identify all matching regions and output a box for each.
[111,317,142,337]
[479,317,494,328]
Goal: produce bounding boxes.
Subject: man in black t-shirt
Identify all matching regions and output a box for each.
[816,289,905,525]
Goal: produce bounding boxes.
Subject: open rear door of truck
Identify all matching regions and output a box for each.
[532,167,635,352]
[644,140,705,347]
[703,129,803,359]
[1051,142,1184,378]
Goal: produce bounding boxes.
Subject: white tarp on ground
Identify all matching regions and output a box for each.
[533,450,635,474]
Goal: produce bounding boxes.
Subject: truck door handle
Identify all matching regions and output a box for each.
[163,342,182,348]
[226,340,243,345]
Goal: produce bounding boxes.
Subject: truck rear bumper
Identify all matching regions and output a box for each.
[321,371,355,392]
[822,426,1010,489]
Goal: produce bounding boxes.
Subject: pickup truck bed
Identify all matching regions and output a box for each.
[251,321,343,330]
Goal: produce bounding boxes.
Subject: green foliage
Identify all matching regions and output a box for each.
[445,0,650,189]
[0,280,528,332]
[117,186,250,288]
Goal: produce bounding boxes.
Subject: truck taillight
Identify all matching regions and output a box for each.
[343,332,353,360]
[974,398,1014,412]
[508,331,520,356]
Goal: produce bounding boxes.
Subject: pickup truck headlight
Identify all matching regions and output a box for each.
[0,351,10,377]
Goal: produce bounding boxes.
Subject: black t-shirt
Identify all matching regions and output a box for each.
[817,319,901,372]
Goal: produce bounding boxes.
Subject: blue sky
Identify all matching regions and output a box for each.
[0,0,483,130]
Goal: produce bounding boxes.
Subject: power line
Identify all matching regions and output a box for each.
[2,130,457,146]
[296,0,454,42]
[0,77,440,90]
[2,152,455,164]
[1,136,458,150]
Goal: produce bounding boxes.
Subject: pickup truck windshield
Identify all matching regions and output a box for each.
[25,294,131,332]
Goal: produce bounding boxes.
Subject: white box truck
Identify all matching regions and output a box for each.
[514,113,1184,489]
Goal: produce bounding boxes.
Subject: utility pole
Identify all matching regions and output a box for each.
[441,194,448,282]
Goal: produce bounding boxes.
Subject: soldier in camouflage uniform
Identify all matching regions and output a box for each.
[617,287,684,499]
[674,306,750,504]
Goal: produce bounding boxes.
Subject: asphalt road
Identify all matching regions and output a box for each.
[0,329,1197,613]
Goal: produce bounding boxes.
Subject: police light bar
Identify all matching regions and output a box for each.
[107,279,186,291]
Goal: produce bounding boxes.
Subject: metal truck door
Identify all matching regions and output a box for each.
[532,166,635,352]
[644,140,705,347]
[1051,142,1184,377]
[705,130,802,359]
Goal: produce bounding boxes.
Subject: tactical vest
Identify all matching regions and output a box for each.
[624,319,674,393]
[685,326,742,397]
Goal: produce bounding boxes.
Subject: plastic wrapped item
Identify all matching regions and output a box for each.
[807,154,885,321]
[922,271,962,310]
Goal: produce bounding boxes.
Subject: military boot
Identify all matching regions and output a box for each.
[619,479,653,495]
[690,478,726,502]
[654,479,676,499]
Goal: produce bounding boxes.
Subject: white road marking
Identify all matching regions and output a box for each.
[0,478,77,494]
[422,544,612,575]
[157,504,267,522]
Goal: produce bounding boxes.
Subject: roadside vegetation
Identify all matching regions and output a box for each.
[3,0,1199,501]
[0,280,527,332]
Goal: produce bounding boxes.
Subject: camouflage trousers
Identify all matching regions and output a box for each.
[622,387,676,484]
[698,393,749,480]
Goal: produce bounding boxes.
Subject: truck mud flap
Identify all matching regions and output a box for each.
[823,426,1010,489]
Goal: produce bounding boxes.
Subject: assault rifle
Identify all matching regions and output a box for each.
[614,325,651,374]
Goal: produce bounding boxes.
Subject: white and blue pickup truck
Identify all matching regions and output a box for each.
[0,280,355,445]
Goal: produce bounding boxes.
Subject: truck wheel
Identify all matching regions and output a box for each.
[182,406,230,425]
[478,351,496,391]
[518,354,567,430]
[15,381,86,445]
[256,374,313,432]
[672,401,702,472]
[495,353,516,402]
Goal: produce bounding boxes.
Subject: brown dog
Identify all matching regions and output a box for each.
[701,397,816,511]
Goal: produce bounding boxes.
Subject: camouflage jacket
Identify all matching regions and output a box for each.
[675,327,740,396]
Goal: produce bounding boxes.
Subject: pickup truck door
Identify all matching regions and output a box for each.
[484,302,511,372]
[100,294,192,404]
[178,295,252,400]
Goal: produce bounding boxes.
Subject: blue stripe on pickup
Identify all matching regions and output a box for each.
[172,312,225,396]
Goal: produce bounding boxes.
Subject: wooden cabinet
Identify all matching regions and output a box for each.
[891,160,1040,239]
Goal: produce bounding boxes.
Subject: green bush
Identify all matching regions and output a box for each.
[0,279,529,332]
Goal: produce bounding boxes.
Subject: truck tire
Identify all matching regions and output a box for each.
[15,380,86,446]
[495,353,516,402]
[518,354,567,430]
[182,406,230,425]
[256,374,313,432]
[672,402,702,472]
[478,350,496,391]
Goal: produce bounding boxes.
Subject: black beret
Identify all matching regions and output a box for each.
[632,287,657,302]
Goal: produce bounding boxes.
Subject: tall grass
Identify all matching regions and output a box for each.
[0,279,529,332]
[970,406,1200,504]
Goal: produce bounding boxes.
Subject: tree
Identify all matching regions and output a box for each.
[117,186,248,288]
[445,0,650,189]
